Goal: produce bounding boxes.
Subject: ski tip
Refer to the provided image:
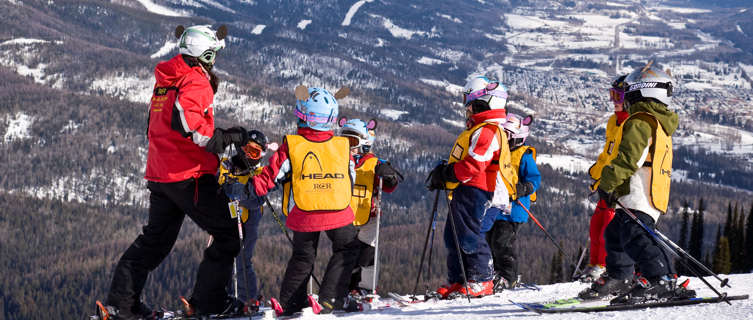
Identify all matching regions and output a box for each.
[269,297,284,317]
[307,295,322,314]
[508,299,543,314]
[95,300,110,320]
[179,296,195,316]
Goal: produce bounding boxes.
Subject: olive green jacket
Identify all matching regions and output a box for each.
[599,100,678,198]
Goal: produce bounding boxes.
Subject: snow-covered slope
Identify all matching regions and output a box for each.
[317,273,753,319]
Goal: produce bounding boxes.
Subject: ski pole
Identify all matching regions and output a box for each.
[230,199,252,303]
[263,196,322,289]
[372,177,383,296]
[516,199,573,267]
[445,191,472,303]
[426,206,438,288]
[654,230,730,288]
[614,200,730,304]
[571,238,590,280]
[411,190,441,299]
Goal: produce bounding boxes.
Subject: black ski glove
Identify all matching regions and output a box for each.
[516,182,535,197]
[205,126,249,154]
[598,188,618,208]
[375,161,404,188]
[426,162,458,191]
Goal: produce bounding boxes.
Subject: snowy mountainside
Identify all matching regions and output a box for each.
[1,1,752,225]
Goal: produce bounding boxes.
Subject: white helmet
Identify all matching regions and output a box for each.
[502,113,533,148]
[176,25,227,66]
[462,76,508,110]
[339,118,377,153]
[624,60,673,106]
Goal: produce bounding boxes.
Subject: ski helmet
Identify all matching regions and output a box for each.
[339,118,377,153]
[176,25,227,66]
[624,60,673,106]
[462,76,508,112]
[294,86,348,131]
[502,113,533,148]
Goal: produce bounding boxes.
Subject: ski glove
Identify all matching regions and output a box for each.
[516,182,535,197]
[426,162,458,191]
[375,161,404,188]
[239,183,262,209]
[205,126,249,154]
[224,181,249,201]
[597,188,618,208]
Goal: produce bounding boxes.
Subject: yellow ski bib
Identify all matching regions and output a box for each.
[588,114,626,192]
[287,135,352,213]
[351,156,379,226]
[510,146,537,202]
[628,112,673,213]
[218,161,263,223]
[446,122,518,199]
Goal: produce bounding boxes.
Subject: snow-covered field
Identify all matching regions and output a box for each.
[299,273,752,319]
[206,274,753,319]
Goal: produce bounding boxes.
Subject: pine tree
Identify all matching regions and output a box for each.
[689,198,705,261]
[724,202,733,238]
[734,206,746,272]
[549,244,564,284]
[712,236,732,274]
[745,203,753,273]
[677,201,691,275]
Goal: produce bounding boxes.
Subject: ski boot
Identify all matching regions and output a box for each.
[577,274,633,300]
[435,282,463,299]
[457,280,494,298]
[611,275,696,305]
[96,301,159,320]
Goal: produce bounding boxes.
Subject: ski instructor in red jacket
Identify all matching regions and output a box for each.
[100,25,251,319]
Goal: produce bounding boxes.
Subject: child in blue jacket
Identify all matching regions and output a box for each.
[481,113,541,290]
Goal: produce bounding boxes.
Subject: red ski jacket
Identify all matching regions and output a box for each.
[452,109,507,192]
[144,54,219,182]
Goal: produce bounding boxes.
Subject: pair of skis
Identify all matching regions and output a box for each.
[509,294,749,314]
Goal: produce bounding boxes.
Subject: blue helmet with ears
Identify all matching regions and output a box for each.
[339,118,377,153]
[294,85,350,131]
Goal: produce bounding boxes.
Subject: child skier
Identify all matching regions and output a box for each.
[481,113,540,291]
[427,76,517,298]
[578,75,630,283]
[338,118,403,299]
[241,86,362,315]
[583,61,695,304]
[218,130,270,308]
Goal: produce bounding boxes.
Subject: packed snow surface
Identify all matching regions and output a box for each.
[218,274,753,319]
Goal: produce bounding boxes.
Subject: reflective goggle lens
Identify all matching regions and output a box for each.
[609,88,624,104]
[346,136,360,148]
[242,142,263,160]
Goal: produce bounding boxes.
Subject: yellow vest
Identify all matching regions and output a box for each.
[218,161,263,223]
[446,122,518,199]
[588,114,625,192]
[628,112,673,213]
[286,135,352,212]
[351,156,379,226]
[511,146,537,202]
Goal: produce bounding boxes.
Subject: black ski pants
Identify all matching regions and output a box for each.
[278,224,361,313]
[106,175,240,314]
[485,220,521,284]
[605,209,673,280]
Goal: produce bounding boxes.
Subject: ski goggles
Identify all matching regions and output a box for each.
[241,141,264,160]
[609,88,625,104]
[346,136,361,148]
[463,82,508,105]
